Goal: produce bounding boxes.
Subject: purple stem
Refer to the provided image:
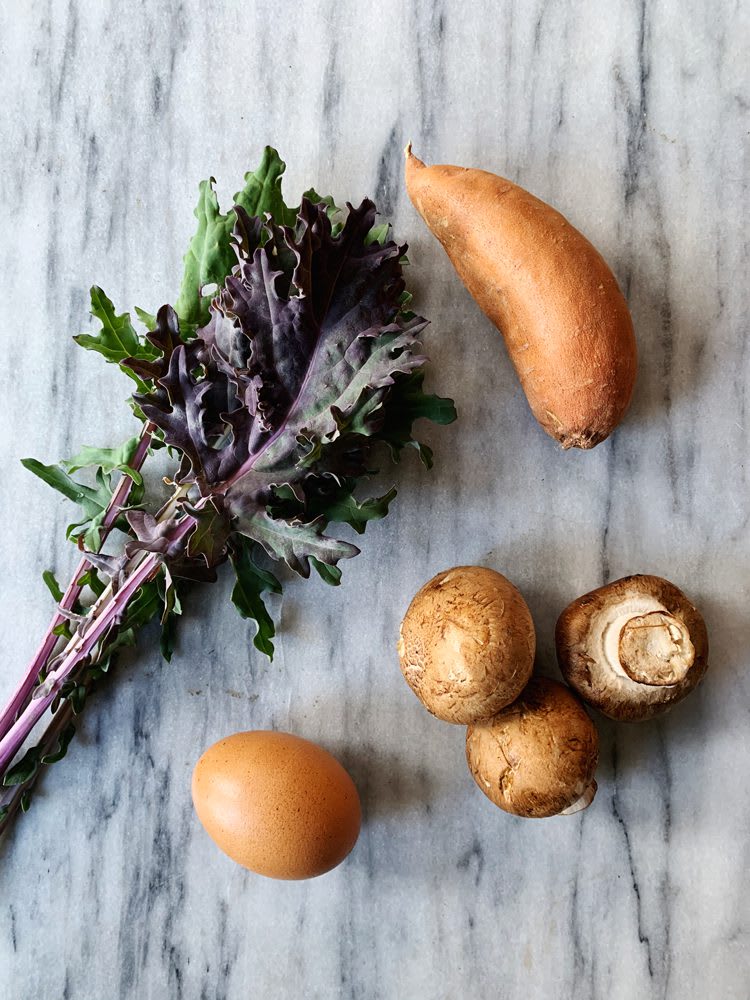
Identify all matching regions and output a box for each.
[0,423,155,736]
[0,515,196,777]
[0,695,73,832]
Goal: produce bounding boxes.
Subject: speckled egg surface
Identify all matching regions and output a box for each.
[191,731,361,880]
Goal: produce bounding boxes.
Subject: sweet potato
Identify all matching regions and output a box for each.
[405,147,637,449]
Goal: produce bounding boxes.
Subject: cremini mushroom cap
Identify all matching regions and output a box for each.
[397,566,535,724]
[555,574,708,722]
[465,676,599,818]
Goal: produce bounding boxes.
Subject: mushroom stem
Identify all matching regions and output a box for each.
[600,598,694,687]
[559,780,597,816]
[618,611,695,686]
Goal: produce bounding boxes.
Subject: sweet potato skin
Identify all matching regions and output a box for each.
[405,150,637,449]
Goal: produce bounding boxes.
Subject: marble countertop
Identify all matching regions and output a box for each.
[1,2,748,998]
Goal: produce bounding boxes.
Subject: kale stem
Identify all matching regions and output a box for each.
[0,483,189,835]
[0,697,74,836]
[0,551,161,775]
[0,512,197,779]
[0,423,155,735]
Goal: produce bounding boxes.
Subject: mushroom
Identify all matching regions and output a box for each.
[465,676,599,818]
[397,566,535,724]
[555,574,708,721]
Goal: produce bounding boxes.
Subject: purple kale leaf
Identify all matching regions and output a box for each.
[132,196,454,579]
[123,304,182,384]
[212,198,427,458]
[125,510,188,560]
[134,337,252,489]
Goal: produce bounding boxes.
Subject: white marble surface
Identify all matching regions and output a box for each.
[0,1,748,997]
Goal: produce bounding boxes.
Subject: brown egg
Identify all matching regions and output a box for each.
[191,731,361,879]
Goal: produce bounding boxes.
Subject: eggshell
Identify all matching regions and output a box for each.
[191,731,361,880]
